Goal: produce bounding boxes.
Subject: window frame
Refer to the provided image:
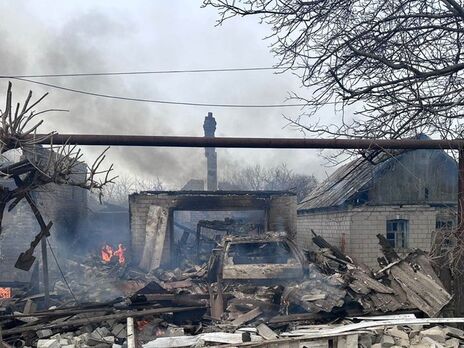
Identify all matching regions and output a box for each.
[386,219,409,249]
[435,218,456,249]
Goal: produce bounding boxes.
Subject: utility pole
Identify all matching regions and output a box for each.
[455,148,464,318]
[203,112,218,191]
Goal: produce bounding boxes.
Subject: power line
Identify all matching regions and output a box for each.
[8,77,308,108]
[0,66,291,79]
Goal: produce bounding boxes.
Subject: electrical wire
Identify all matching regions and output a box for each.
[7,77,308,108]
[0,66,292,79]
[46,238,112,342]
[46,238,79,305]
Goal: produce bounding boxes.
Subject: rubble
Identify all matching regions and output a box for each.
[0,231,457,348]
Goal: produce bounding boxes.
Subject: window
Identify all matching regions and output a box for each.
[386,219,409,248]
[436,218,455,249]
[436,219,454,230]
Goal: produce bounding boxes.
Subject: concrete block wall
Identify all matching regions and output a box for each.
[349,205,437,267]
[36,183,88,242]
[269,196,297,238]
[129,194,175,265]
[0,184,88,283]
[0,201,37,282]
[0,174,88,283]
[297,205,442,269]
[297,210,352,251]
[130,192,298,266]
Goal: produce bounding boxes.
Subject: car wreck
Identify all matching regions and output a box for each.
[207,233,307,284]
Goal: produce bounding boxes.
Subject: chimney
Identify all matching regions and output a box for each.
[203,112,217,191]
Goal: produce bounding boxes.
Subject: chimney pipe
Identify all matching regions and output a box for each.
[203,112,217,191]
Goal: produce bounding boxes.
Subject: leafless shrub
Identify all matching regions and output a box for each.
[221,162,318,202]
[102,175,165,206]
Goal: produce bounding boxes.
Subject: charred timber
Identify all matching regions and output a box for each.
[26,134,464,150]
[2,306,205,336]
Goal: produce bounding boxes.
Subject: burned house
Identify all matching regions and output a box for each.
[297,140,458,267]
[129,191,297,271]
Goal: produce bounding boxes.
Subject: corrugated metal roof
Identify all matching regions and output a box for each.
[299,134,439,211]
[298,151,395,211]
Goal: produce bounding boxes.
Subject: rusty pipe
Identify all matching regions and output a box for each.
[27,134,464,150]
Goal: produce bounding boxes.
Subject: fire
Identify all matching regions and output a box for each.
[101,244,114,263]
[114,244,126,264]
[0,287,12,299]
[137,319,150,331]
[101,243,126,265]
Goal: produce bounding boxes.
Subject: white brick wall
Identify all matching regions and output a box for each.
[297,205,450,269]
[297,210,352,252]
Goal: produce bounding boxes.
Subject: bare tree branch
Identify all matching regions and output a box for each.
[204,0,464,144]
[0,83,115,234]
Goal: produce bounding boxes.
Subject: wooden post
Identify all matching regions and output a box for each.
[168,209,175,267]
[196,224,201,263]
[0,322,3,348]
[24,192,50,309]
[455,148,464,318]
[126,317,135,348]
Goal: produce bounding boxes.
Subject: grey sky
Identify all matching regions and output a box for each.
[0,1,337,187]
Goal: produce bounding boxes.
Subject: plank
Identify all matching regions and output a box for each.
[256,323,278,340]
[3,306,204,336]
[231,307,262,326]
[350,270,394,294]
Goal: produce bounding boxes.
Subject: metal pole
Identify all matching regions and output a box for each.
[455,148,464,318]
[28,134,464,150]
[41,238,49,309]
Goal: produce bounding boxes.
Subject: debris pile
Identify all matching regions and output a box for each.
[0,231,455,348]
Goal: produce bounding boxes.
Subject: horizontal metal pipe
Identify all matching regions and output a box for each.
[30,134,464,150]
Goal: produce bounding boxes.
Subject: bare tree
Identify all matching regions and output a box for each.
[0,82,115,232]
[102,175,165,206]
[203,0,464,141]
[222,163,318,201]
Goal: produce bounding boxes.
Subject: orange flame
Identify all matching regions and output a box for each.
[101,244,114,263]
[113,244,126,264]
[101,243,126,265]
[0,287,12,299]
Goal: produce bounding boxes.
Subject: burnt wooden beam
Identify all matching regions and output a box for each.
[2,306,205,336]
[13,176,51,308]
[311,230,352,263]
[376,234,400,263]
[0,160,34,177]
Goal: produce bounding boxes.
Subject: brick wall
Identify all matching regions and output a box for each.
[130,192,297,266]
[296,210,352,251]
[0,201,38,282]
[349,205,437,267]
[129,194,175,265]
[0,162,88,283]
[297,205,448,269]
[269,196,297,238]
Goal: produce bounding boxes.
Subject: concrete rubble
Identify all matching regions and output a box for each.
[0,232,458,347]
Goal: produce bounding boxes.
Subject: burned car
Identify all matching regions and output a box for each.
[207,233,307,284]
